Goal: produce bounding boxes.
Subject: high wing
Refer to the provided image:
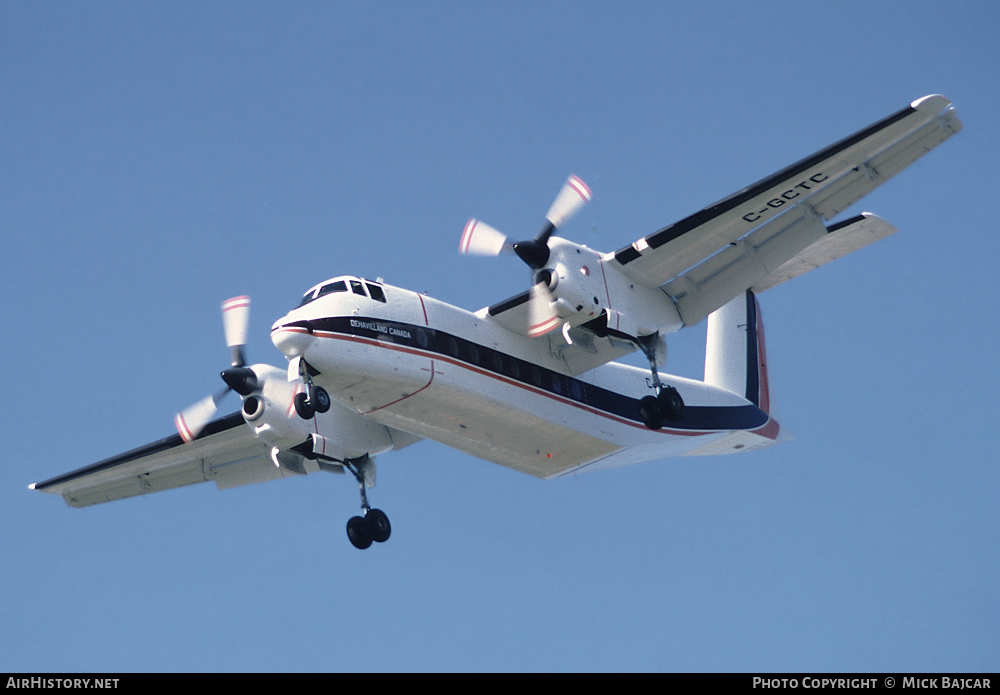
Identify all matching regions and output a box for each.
[29,413,310,508]
[610,94,962,326]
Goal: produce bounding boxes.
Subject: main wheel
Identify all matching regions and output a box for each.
[347,516,372,549]
[366,508,391,543]
[312,386,331,413]
[638,395,663,430]
[294,392,314,420]
[658,386,685,421]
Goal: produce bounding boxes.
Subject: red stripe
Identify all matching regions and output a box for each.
[363,361,437,415]
[417,292,429,325]
[528,316,560,336]
[286,384,303,417]
[272,326,311,337]
[752,418,781,441]
[755,296,770,414]
[459,219,477,254]
[568,175,591,201]
[223,296,250,312]
[598,253,613,312]
[175,413,194,443]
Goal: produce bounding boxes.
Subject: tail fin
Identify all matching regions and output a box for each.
[704,290,770,414]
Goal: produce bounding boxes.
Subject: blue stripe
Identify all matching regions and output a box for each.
[306,316,769,432]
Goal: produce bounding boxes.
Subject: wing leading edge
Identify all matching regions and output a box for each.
[611,94,962,326]
[29,413,297,508]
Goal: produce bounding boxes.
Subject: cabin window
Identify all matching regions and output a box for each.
[350,280,367,296]
[507,360,521,380]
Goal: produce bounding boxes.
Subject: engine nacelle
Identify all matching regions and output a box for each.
[240,364,395,461]
[545,237,684,339]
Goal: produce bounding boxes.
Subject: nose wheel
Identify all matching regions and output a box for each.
[292,358,331,419]
[293,386,330,419]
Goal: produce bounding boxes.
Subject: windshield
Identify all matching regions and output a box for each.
[297,277,383,307]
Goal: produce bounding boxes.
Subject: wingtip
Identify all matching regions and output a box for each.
[910,94,950,113]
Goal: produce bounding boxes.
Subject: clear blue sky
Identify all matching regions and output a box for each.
[3,0,997,672]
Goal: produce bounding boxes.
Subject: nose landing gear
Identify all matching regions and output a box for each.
[292,358,331,420]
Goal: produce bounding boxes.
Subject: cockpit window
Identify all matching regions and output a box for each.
[298,279,349,307]
[297,277,376,308]
[317,280,348,298]
[297,290,317,307]
[366,283,386,303]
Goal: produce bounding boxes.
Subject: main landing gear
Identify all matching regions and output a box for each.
[342,455,391,550]
[289,359,389,550]
[292,447,392,550]
[635,332,685,430]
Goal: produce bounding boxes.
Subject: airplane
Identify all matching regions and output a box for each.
[31,95,962,549]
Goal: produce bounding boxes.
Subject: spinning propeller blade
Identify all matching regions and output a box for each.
[459,219,509,256]
[543,174,592,234]
[175,391,224,443]
[175,295,255,442]
[222,295,250,367]
[459,175,591,338]
[527,280,560,338]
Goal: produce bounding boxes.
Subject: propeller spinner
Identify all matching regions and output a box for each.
[460,175,592,337]
[175,295,258,442]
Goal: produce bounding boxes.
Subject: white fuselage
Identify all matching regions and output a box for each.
[269,275,780,479]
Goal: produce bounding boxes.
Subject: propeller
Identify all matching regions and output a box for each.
[460,175,592,336]
[222,295,250,367]
[527,278,561,338]
[175,295,259,442]
[460,174,591,259]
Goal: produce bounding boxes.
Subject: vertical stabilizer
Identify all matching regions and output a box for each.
[704,290,770,414]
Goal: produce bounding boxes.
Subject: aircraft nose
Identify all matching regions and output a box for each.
[271,320,315,357]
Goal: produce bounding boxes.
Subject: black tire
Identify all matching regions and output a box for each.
[366,508,391,543]
[347,516,372,549]
[294,392,314,419]
[638,395,663,430]
[312,386,331,413]
[658,386,685,421]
